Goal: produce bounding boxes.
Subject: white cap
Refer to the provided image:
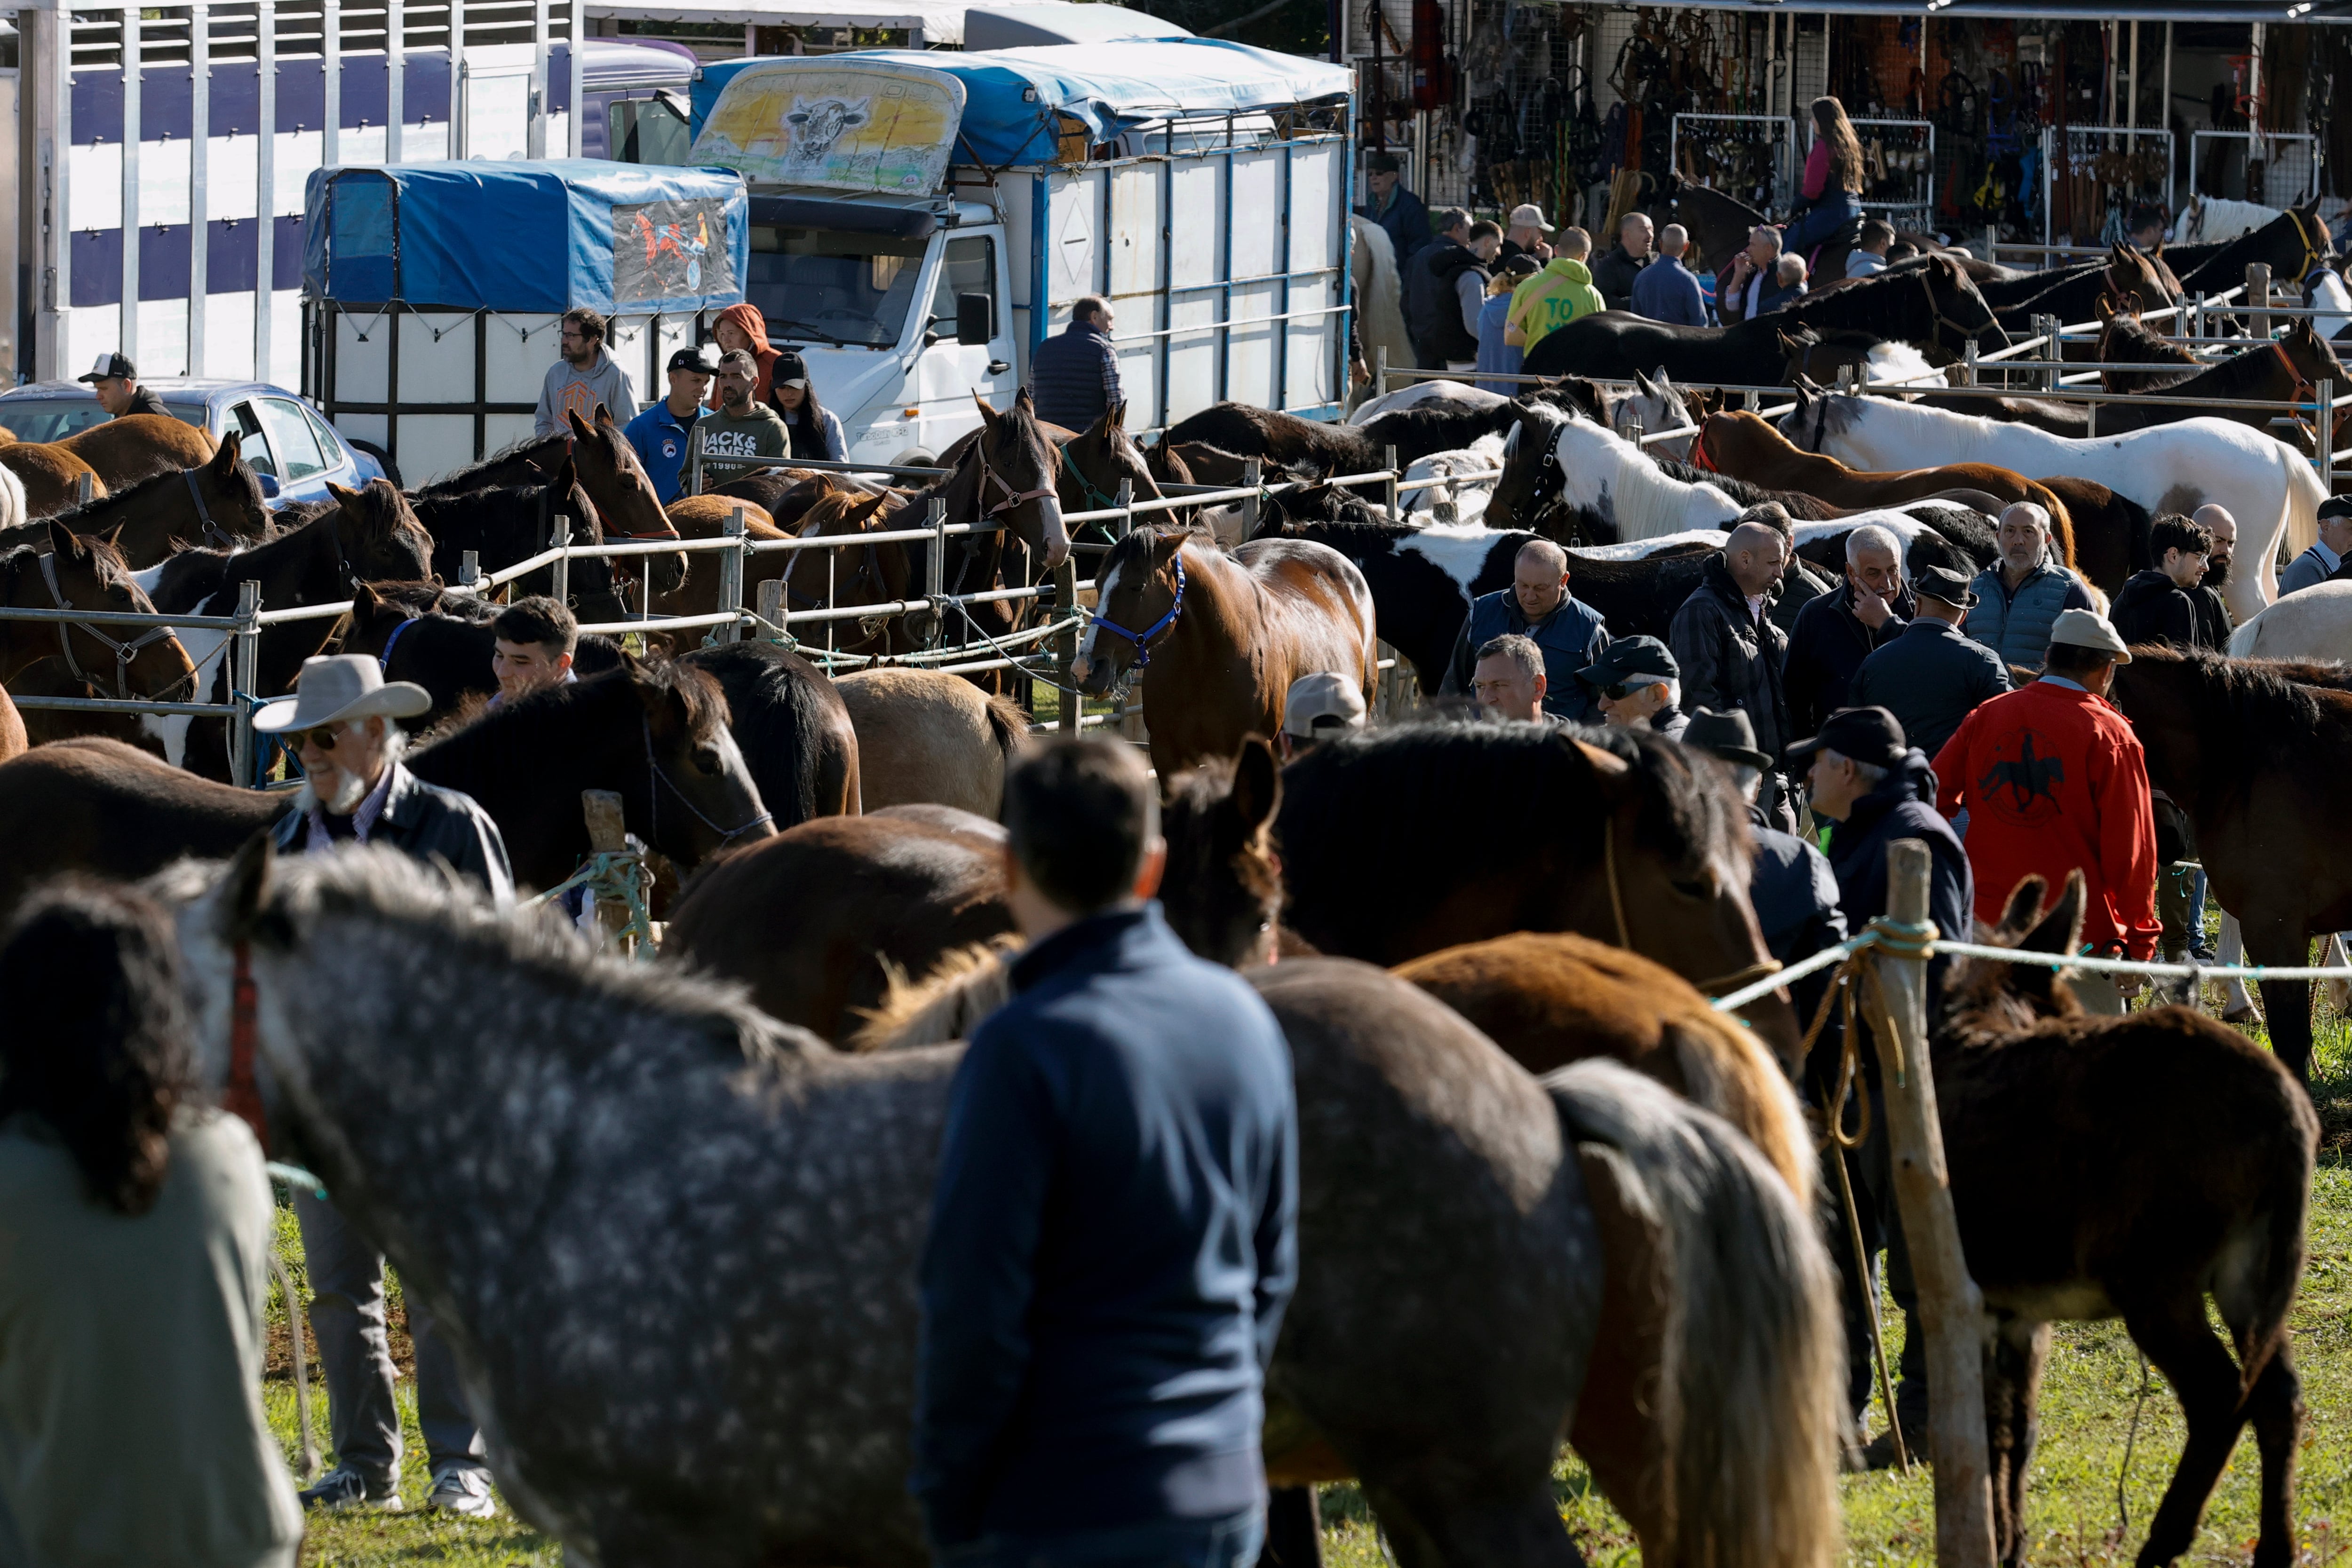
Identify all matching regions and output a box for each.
[1282,671,1367,740]
[2049,607,2133,663]
[1508,204,1555,233]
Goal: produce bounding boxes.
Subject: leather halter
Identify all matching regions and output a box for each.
[223,942,268,1151]
[37,549,183,699]
[1689,418,1720,473]
[1089,548,1186,669]
[375,616,420,673]
[641,715,774,846]
[976,443,1057,517]
[2286,206,2322,288]
[182,468,242,549]
[1917,267,1989,352]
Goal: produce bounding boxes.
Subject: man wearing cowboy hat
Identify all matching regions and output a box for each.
[255,656,513,1519]
[1847,564,2012,759]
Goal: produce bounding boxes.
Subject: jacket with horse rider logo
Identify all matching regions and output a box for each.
[1931,677,2159,960]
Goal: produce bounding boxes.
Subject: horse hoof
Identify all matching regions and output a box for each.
[2222,1007,2262,1025]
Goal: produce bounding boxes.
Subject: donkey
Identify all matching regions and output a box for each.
[1939,871,2315,1568]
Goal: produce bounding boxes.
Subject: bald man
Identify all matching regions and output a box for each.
[2189,504,2237,647]
[1672,514,1796,823]
[1785,523,1914,738]
[1591,212,1655,312]
[1442,537,1613,723]
[1632,222,1709,326]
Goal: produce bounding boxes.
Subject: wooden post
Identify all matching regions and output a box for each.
[1963,338,1978,387]
[76,471,93,506]
[458,549,479,589]
[1870,840,1996,1568]
[1241,457,1262,539]
[715,505,746,644]
[757,578,784,641]
[580,789,636,954]
[2248,261,2273,341]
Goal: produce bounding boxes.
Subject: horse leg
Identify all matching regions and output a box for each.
[2242,916,2314,1083]
[2123,1292,2261,1568]
[1385,1483,1588,1568]
[2245,1346,2304,1568]
[2216,915,2261,1022]
[1254,1487,1323,1568]
[1983,1313,2052,1568]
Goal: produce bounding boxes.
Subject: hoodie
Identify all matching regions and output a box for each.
[2109,569,2214,652]
[707,302,783,408]
[1506,258,1606,353]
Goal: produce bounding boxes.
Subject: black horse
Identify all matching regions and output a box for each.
[407,455,632,624]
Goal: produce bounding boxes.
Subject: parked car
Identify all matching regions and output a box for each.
[0,379,391,507]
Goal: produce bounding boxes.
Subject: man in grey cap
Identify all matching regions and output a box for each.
[1579,635,1687,740]
[1279,670,1367,759]
[1499,203,1554,268]
[1847,565,2011,759]
[254,654,511,1520]
[79,352,172,420]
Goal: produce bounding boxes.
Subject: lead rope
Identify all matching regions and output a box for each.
[1600,815,1632,950]
[224,940,268,1151]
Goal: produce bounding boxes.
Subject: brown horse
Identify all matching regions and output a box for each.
[659,485,912,656]
[0,440,106,517]
[1073,526,1376,778]
[563,407,688,594]
[0,523,196,717]
[2094,294,2202,392]
[0,682,24,762]
[938,399,1164,531]
[2106,646,2352,1084]
[1939,871,2314,1568]
[834,668,1024,817]
[1691,409,2075,560]
[56,412,216,491]
[0,435,272,566]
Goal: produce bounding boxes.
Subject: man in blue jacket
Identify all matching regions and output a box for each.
[1032,297,1124,433]
[1440,538,1611,722]
[912,737,1299,1568]
[1630,224,1709,326]
[622,345,715,503]
[1965,503,2092,673]
[1355,151,1431,263]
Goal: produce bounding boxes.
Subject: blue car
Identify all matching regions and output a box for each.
[0,378,390,508]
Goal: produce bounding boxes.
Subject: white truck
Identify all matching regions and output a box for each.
[683,38,1356,461]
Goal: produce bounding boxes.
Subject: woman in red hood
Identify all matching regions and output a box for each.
[708,303,781,407]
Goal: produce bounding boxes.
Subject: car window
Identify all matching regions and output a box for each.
[256,400,327,481]
[161,402,212,431]
[0,400,111,444]
[300,404,347,467]
[230,402,278,478]
[929,237,997,341]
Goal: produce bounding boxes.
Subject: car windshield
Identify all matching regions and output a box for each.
[0,397,207,444]
[745,226,927,349]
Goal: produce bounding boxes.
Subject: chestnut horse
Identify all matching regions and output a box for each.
[0,434,272,566]
[1074,525,1376,777]
[0,523,197,723]
[0,439,105,518]
[1690,409,2076,562]
[2106,646,2352,1085]
[56,412,216,491]
[659,485,913,657]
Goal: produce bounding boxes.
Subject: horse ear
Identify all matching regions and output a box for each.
[972,392,1002,427]
[1636,368,1659,397]
[1231,734,1281,836]
[2019,870,2088,961]
[326,481,362,507]
[1110,399,1128,433]
[596,403,618,428]
[353,580,386,620]
[853,491,892,521]
[1502,420,1522,457]
[1996,873,2049,940]
[220,830,279,947]
[213,430,244,472]
[45,518,84,559]
[567,407,596,443]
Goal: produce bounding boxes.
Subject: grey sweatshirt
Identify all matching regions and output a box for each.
[534,348,639,437]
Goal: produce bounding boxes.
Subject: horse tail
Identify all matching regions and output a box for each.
[2219,1064,2318,1397]
[983,693,1028,769]
[1656,1011,1814,1209]
[2281,436,2323,562]
[2226,613,2263,658]
[848,937,1020,1052]
[1547,1060,1843,1568]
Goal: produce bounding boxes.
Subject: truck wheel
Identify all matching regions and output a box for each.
[896,448,937,467]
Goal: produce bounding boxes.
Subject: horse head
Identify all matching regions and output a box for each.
[1073,523,1196,696]
[1160,736,1283,968]
[1942,870,2087,1035]
[189,432,274,549]
[2277,318,2352,444]
[24,520,196,701]
[326,479,435,586]
[1620,369,1697,461]
[618,655,775,864]
[568,405,686,594]
[1060,400,1162,516]
[1920,253,2010,356]
[1483,402,1572,532]
[972,388,1069,571]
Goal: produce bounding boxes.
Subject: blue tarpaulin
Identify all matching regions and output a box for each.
[302,160,749,312]
[689,40,1350,169]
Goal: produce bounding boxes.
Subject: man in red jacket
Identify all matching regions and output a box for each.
[1932,608,2160,1014]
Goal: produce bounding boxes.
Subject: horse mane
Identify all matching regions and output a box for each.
[2125,645,2339,772]
[44,454,265,534]
[1553,416,1741,540]
[421,434,566,496]
[242,846,818,1071]
[1098,521,1215,584]
[413,655,728,777]
[848,936,1021,1052]
[1653,456,1839,521]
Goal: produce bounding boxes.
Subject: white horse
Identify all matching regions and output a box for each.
[2226,579,2352,663]
[1399,434,1507,524]
[1348,379,1505,425]
[1349,215,1414,405]
[1776,394,2321,624]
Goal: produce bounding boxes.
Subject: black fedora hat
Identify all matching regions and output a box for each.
[1682,707,1774,772]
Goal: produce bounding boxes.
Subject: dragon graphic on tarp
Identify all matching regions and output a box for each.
[612,198,738,305]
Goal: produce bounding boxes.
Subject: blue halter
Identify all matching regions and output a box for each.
[1089,550,1185,669]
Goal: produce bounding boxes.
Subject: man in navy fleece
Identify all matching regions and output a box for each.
[911,736,1299,1568]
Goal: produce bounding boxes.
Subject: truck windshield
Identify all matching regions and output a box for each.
[746,226,928,349]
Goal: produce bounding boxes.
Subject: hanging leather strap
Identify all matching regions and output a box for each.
[223,941,268,1153]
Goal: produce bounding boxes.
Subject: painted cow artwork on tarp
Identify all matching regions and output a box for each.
[614,199,738,304]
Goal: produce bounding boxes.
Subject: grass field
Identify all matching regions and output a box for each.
[266,1001,2352,1567]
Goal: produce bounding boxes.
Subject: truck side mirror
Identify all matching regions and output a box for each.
[956,291,995,346]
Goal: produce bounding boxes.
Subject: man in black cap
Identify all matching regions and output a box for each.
[1355,151,1432,263]
[622,344,716,504]
[1580,635,1687,740]
[79,353,171,420]
[1684,707,1844,983]
[2280,494,2352,596]
[1847,565,2011,759]
[1785,704,1971,1469]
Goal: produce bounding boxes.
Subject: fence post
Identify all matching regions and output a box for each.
[1375,344,1388,399]
[923,496,946,652]
[2193,291,2207,340]
[458,549,479,590]
[2318,378,2336,491]
[715,505,746,644]
[230,580,262,788]
[2247,261,2272,340]
[2034,315,2058,390]
[76,472,93,506]
[1113,478,1134,539]
[1055,554,1082,735]
[1871,839,1996,1568]
[550,519,571,607]
[687,425,704,498]
[757,578,784,641]
[1382,444,1399,522]
[1241,458,1262,537]
[1963,338,1978,387]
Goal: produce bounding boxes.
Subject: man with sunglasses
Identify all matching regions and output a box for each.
[1578,636,1687,741]
[254,655,513,1520]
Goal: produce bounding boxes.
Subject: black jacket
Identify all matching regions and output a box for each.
[119,384,173,420]
[1669,554,1793,762]
[1588,245,1649,312]
[1822,751,1973,1006]
[1404,238,1486,364]
[2110,569,2216,651]
[1848,617,2011,760]
[1031,319,1123,433]
[2191,583,2231,649]
[1749,802,1847,966]
[1783,580,1913,740]
[270,763,514,903]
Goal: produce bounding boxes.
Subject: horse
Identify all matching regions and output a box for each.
[0,684,22,763]
[168,832,1841,1568]
[1938,870,2315,1568]
[1986,242,2182,332]
[2094,295,2203,391]
[1073,525,1377,778]
[432,415,691,599]
[1346,378,1506,424]
[2168,202,2328,301]
[407,457,634,625]
[1776,394,2320,623]
[2226,579,2352,664]
[0,438,102,518]
[406,656,774,889]
[673,641,863,830]
[338,582,514,726]
[0,435,272,567]
[1275,720,1803,1066]
[657,485,913,657]
[1348,214,1414,398]
[934,401,1163,544]
[834,668,1023,818]
[0,523,198,752]
[2106,646,2352,1085]
[1690,410,2076,556]
[145,480,437,778]
[54,412,215,491]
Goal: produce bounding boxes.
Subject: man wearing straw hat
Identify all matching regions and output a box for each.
[254,654,513,1519]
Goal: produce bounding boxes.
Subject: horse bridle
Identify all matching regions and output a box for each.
[976,442,1057,518]
[1917,268,1993,354]
[376,616,420,673]
[182,467,244,550]
[1088,548,1186,670]
[641,715,774,847]
[1596,801,1786,999]
[35,548,185,700]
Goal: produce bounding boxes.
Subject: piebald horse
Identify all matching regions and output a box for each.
[1074,525,1376,778]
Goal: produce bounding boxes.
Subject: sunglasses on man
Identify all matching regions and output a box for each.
[1597,679,1662,701]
